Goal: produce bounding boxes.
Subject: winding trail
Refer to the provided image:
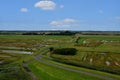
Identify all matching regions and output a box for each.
[23,48,117,80]
[35,54,116,80]
[23,61,39,80]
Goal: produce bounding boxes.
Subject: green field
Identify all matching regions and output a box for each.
[51,35,120,75]
[28,61,103,80]
[0,35,72,80]
[0,35,120,80]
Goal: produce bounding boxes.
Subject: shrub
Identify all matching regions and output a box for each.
[49,47,54,52]
[52,48,77,55]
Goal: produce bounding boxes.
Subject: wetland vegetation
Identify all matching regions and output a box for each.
[0,33,120,80]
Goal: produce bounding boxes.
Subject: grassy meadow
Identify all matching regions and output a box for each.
[0,52,32,80]
[51,35,120,75]
[0,35,120,80]
[28,61,103,80]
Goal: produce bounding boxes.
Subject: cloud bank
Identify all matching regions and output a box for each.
[50,18,77,30]
[34,0,56,10]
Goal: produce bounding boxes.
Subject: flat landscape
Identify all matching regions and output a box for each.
[0,34,120,80]
[0,0,120,80]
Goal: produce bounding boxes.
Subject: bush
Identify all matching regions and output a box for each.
[52,48,77,55]
[49,47,54,52]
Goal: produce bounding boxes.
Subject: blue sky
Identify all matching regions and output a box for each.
[0,0,120,31]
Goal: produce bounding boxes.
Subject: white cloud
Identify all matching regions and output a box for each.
[20,8,28,12]
[63,18,76,23]
[50,18,77,30]
[60,5,64,8]
[34,0,56,10]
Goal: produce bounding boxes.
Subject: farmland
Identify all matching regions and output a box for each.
[0,34,120,80]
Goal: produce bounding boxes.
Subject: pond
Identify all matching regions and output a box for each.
[0,61,3,64]
[1,50,33,54]
[0,46,25,49]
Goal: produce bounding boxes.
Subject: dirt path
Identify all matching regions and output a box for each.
[23,48,117,80]
[23,61,39,80]
[35,54,116,80]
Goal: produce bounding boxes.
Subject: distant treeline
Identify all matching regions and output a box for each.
[0,31,76,35]
[0,31,120,35]
[22,31,75,35]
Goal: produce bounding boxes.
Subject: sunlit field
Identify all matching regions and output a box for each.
[0,35,120,80]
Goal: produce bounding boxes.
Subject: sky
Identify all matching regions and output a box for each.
[0,0,120,31]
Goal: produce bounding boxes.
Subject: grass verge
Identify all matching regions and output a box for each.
[28,61,103,80]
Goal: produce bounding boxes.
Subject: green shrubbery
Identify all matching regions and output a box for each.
[0,63,32,80]
[51,48,77,55]
[49,47,54,52]
[51,57,120,75]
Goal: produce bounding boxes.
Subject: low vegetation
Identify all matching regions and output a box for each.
[50,35,120,75]
[51,48,77,55]
[28,61,103,80]
[0,34,120,80]
[0,52,32,80]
